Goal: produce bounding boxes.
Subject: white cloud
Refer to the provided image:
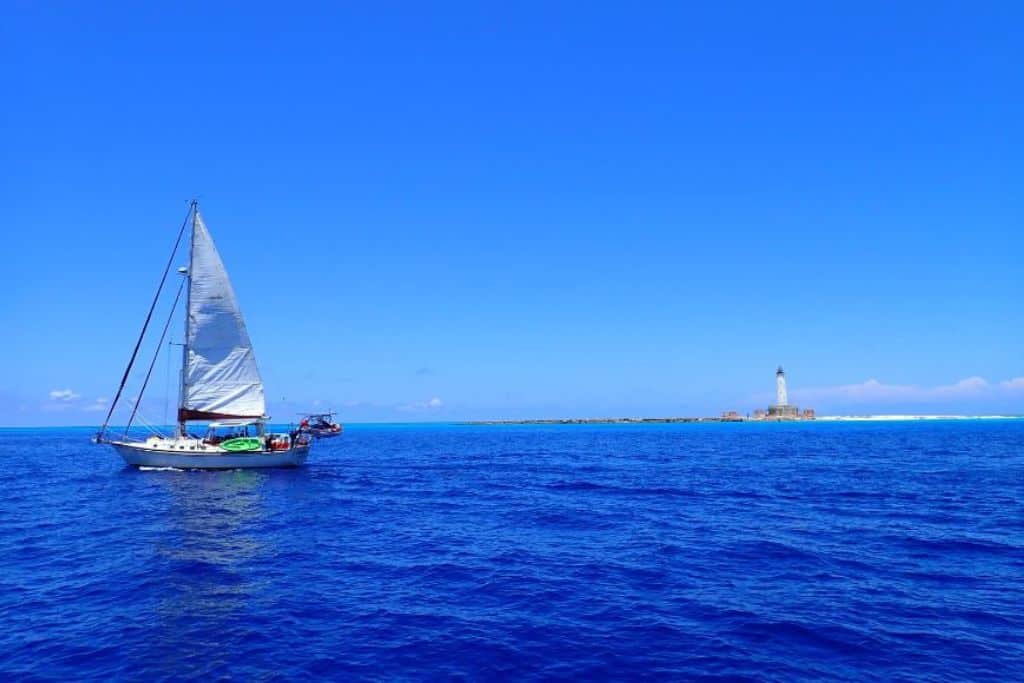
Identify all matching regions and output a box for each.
[399,397,444,411]
[794,379,906,402]
[84,397,108,412]
[1000,377,1024,391]
[931,376,990,396]
[49,389,80,402]
[792,375,1016,405]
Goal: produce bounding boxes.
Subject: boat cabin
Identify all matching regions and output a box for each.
[303,413,339,429]
[203,419,266,445]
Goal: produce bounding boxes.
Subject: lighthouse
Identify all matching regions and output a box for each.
[776,366,788,406]
[766,366,800,419]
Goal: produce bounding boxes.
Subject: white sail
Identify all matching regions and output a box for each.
[181,210,266,419]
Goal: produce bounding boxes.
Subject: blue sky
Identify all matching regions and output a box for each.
[2,2,1021,425]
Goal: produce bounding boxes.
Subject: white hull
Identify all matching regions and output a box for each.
[110,440,309,469]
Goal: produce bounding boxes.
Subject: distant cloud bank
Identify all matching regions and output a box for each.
[793,376,1024,405]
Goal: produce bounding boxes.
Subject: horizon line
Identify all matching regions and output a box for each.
[4,414,1023,429]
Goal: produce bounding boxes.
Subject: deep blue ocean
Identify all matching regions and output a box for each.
[1,421,1022,681]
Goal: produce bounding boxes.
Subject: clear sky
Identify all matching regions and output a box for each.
[2,2,1021,425]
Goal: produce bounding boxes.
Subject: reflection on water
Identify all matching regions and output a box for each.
[143,470,277,670]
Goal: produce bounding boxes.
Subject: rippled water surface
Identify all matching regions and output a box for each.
[1,422,1022,680]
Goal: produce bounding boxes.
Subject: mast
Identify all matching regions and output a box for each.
[177,200,198,437]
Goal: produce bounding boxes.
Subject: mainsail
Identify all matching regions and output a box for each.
[179,210,266,421]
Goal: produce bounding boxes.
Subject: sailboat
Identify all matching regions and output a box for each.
[96,201,311,468]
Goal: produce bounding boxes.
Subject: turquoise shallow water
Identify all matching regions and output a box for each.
[1,421,1022,680]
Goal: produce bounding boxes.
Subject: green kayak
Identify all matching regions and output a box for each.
[220,437,263,452]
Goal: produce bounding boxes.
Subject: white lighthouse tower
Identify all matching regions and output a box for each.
[776,366,788,406]
[766,366,799,418]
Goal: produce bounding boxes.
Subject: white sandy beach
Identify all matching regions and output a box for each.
[816,415,1021,422]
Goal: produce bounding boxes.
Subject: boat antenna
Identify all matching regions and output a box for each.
[96,202,194,443]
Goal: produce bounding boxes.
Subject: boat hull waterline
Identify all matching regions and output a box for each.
[111,442,309,469]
